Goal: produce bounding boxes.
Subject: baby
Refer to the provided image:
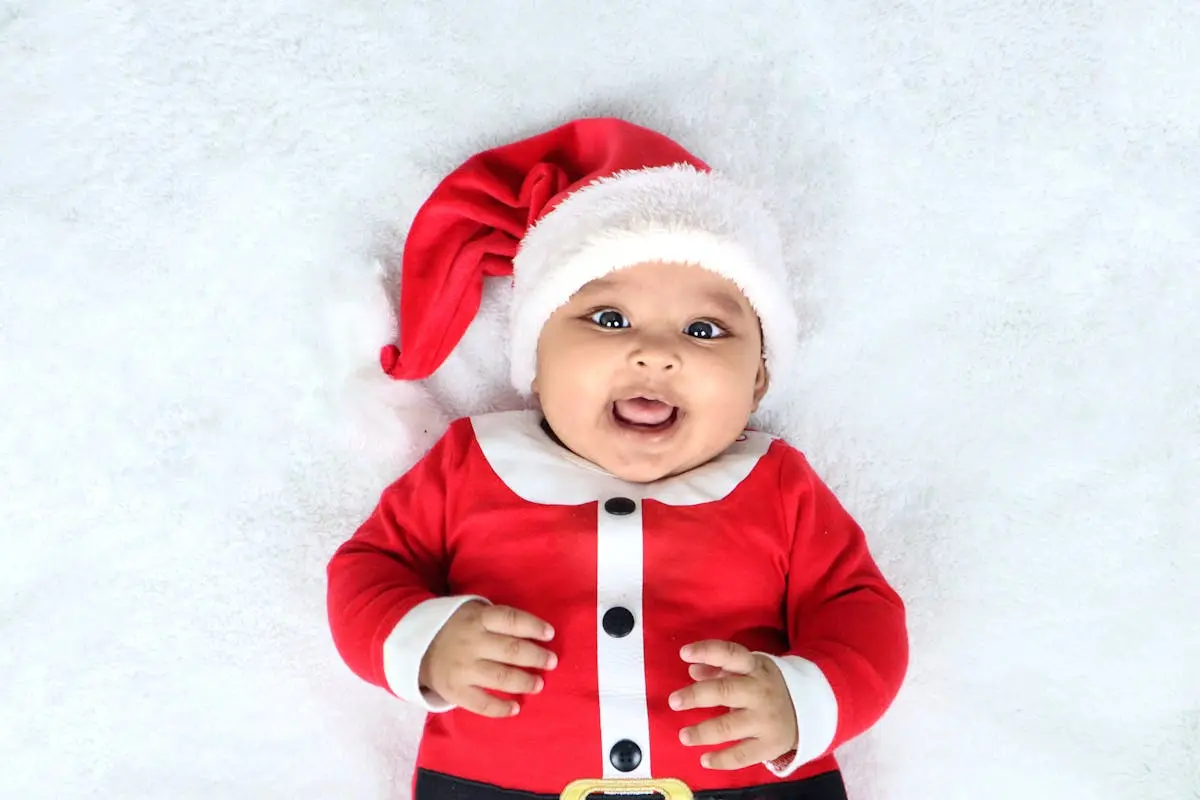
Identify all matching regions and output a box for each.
[327,118,908,800]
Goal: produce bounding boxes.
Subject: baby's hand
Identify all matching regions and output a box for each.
[419,601,557,718]
[668,640,797,770]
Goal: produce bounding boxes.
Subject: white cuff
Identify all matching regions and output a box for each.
[760,654,839,776]
[381,595,488,712]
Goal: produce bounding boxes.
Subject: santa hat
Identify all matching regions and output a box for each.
[380,117,797,396]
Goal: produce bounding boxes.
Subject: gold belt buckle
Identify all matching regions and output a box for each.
[559,778,693,800]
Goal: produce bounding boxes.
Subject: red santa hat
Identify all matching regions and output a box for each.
[380,117,797,396]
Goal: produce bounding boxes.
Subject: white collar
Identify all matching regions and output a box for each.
[470,410,773,506]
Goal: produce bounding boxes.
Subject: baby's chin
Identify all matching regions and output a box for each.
[590,447,707,484]
[601,461,676,484]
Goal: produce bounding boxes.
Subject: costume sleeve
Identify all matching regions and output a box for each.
[326,420,485,710]
[762,448,909,775]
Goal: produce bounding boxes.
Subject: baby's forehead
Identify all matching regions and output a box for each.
[575,263,754,315]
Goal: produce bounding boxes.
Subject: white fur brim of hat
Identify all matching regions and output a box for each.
[509,164,798,396]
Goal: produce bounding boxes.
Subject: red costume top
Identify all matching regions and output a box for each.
[327,411,908,795]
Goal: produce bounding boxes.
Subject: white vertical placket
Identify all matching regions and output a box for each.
[595,496,652,778]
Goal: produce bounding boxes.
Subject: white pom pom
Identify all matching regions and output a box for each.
[324,259,449,468]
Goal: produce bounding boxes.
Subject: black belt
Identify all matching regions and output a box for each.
[415,768,848,800]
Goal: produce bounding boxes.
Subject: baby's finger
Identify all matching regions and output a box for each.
[454,686,519,719]
[680,640,756,675]
[481,633,559,671]
[480,605,555,642]
[470,659,544,696]
[669,675,755,711]
[680,709,756,747]
[688,664,727,681]
[701,738,776,771]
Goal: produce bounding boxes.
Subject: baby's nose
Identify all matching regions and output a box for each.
[629,338,680,371]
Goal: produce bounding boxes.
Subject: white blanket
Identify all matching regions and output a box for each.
[1,2,1196,798]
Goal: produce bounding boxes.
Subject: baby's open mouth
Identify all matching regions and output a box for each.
[612,397,680,431]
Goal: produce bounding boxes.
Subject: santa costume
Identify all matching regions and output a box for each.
[326,118,908,800]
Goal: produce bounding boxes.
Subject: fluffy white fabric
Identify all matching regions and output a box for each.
[1,3,1197,799]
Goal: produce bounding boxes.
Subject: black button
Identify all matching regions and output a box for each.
[609,739,642,772]
[602,606,635,638]
[604,497,636,515]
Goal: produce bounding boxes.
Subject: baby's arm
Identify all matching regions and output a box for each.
[764,449,910,774]
[326,421,483,710]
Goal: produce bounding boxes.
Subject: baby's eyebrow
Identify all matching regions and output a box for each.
[700,290,750,320]
[574,276,619,297]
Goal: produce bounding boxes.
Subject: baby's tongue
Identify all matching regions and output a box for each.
[615,397,674,425]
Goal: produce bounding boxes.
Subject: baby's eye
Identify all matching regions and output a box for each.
[684,320,728,339]
[589,309,629,329]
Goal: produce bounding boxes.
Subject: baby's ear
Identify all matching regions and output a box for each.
[751,361,770,410]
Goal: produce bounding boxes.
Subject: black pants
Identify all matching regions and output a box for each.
[415,769,848,800]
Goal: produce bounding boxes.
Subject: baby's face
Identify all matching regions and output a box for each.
[533,261,769,483]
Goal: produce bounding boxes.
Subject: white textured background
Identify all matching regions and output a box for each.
[2,2,1197,798]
